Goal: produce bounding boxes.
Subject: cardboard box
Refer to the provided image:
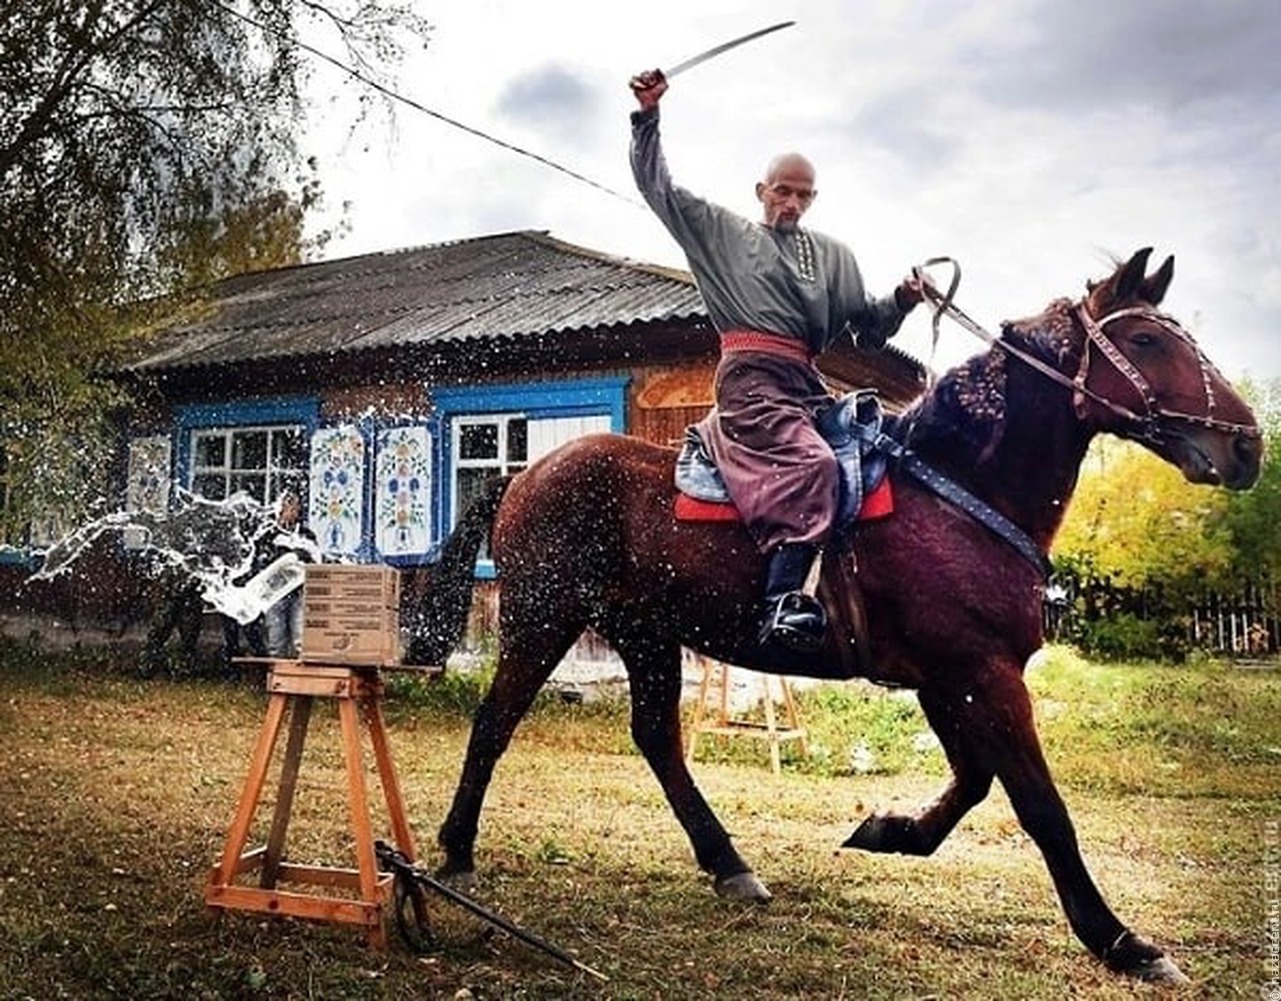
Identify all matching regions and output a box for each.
[301,564,401,665]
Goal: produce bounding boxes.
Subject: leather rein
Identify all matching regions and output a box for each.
[872,258,1263,577]
[913,257,1261,445]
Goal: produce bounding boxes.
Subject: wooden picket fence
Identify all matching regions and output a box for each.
[1043,575,1279,657]
[1187,579,1280,655]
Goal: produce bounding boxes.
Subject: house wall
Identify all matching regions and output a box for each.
[0,346,720,651]
[3,330,919,673]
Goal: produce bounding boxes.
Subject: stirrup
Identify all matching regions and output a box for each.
[759,591,827,653]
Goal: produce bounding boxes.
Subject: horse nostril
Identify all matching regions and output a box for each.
[1234,434,1262,465]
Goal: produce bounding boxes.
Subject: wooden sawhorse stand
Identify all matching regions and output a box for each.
[685,655,809,775]
[205,660,418,949]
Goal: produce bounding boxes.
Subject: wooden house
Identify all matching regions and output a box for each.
[9,230,926,665]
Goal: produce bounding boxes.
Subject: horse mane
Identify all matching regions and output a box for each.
[892,297,1080,463]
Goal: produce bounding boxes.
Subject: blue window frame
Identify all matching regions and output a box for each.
[174,396,321,503]
[429,377,627,577]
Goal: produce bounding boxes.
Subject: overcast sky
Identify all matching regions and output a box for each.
[302,0,1280,382]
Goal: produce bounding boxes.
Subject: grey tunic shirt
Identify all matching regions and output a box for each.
[629,106,907,354]
[630,106,908,551]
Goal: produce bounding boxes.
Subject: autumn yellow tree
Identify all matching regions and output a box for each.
[1054,437,1235,592]
[1052,379,1279,657]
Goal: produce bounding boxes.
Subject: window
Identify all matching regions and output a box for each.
[451,414,527,526]
[430,378,627,575]
[189,425,306,503]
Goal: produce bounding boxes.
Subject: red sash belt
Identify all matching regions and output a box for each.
[719,329,814,364]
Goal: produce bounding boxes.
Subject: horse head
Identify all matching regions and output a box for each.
[1060,248,1261,489]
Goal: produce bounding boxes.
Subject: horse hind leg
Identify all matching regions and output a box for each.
[844,685,995,855]
[617,633,769,902]
[436,605,584,884]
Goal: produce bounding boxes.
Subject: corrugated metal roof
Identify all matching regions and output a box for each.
[127,230,706,372]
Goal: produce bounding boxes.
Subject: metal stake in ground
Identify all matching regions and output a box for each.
[375,841,609,983]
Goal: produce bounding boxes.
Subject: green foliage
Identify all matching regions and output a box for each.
[684,680,943,778]
[1053,436,1234,594]
[0,2,430,537]
[385,662,497,717]
[793,682,941,777]
[1068,611,1171,662]
[1220,377,1281,581]
[1026,645,1281,797]
[1051,380,1280,656]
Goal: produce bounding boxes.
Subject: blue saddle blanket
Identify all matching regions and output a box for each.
[675,390,890,526]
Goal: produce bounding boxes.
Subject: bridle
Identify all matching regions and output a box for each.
[913,258,1261,445]
[1070,304,1259,443]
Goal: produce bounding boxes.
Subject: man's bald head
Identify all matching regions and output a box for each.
[756,152,817,231]
[763,152,816,186]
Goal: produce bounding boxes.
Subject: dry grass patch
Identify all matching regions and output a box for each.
[1,642,1276,998]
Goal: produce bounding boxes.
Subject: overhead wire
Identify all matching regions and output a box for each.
[209,0,643,208]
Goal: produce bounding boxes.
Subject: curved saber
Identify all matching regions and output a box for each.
[665,20,796,77]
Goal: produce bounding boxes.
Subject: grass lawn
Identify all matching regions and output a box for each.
[0,640,1277,998]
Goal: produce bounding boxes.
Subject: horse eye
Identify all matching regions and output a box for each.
[1130,331,1156,348]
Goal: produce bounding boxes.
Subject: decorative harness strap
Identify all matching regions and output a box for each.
[1071,304,1260,443]
[859,427,1053,578]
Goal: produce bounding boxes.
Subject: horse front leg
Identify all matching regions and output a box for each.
[844,686,994,855]
[960,662,1188,984]
[619,634,769,902]
[437,611,579,883]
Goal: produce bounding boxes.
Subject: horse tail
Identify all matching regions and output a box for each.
[404,475,512,667]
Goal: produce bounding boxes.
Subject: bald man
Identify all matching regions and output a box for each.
[629,68,922,653]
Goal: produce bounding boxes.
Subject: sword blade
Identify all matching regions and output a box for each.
[664,20,796,78]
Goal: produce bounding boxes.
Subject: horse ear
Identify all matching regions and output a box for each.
[1141,254,1174,305]
[1090,247,1153,312]
[1115,248,1153,300]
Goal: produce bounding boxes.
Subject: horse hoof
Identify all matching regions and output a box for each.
[843,814,891,852]
[434,867,477,893]
[1133,955,1190,985]
[843,814,922,855]
[1106,931,1190,984]
[714,871,772,902]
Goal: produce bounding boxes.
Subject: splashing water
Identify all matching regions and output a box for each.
[30,490,323,624]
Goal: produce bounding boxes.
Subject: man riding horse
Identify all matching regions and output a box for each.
[629,68,925,653]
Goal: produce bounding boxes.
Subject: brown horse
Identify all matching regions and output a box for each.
[408,248,1262,983]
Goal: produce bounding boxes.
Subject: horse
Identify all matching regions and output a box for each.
[407,248,1262,983]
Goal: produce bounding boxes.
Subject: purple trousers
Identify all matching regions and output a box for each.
[696,348,838,553]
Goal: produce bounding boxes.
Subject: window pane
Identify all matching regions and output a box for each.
[191,474,227,500]
[457,467,499,517]
[193,434,225,468]
[270,473,307,504]
[507,418,527,464]
[271,427,305,465]
[459,423,498,461]
[231,430,268,470]
[230,472,266,501]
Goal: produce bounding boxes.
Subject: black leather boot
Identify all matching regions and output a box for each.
[758,543,826,653]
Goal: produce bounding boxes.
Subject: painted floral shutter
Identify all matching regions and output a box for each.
[374,426,432,558]
[308,425,365,556]
[125,436,172,514]
[122,435,172,549]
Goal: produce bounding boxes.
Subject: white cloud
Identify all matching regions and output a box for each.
[301,0,1281,381]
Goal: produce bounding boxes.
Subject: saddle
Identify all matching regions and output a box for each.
[673,391,892,678]
[674,389,894,526]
